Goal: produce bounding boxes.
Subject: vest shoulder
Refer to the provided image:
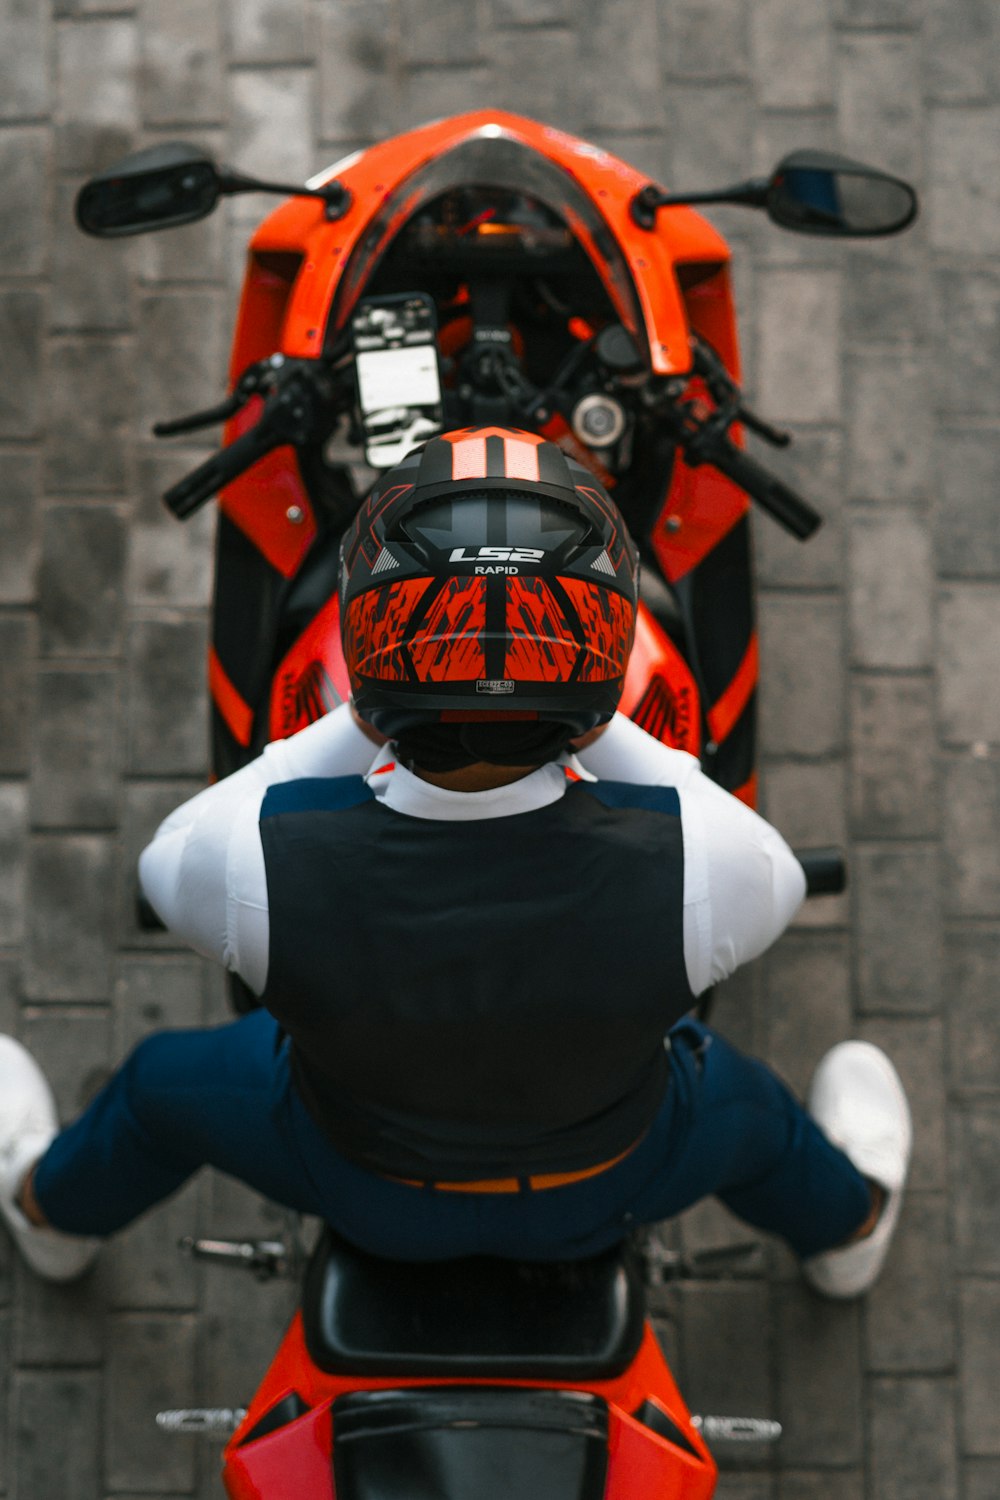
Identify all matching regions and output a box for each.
[261,775,375,820]
[574,779,681,817]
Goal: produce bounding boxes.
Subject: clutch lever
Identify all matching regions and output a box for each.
[152,356,282,438]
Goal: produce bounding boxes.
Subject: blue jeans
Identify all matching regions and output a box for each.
[33,1011,869,1261]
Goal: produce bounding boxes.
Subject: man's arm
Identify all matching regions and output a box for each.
[575,713,806,994]
[138,704,378,990]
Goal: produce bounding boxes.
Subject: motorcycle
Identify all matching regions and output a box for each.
[75,112,917,1498]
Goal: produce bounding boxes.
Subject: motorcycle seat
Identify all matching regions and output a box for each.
[301,1228,647,1379]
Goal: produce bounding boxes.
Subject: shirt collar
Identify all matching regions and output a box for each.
[364,745,593,821]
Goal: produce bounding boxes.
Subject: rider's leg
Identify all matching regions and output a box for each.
[25,1011,329,1236]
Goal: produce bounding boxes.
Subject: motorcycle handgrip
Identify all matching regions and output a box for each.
[706,442,822,541]
[162,420,282,519]
[795,847,847,896]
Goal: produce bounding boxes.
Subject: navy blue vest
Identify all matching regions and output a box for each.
[259,775,695,1180]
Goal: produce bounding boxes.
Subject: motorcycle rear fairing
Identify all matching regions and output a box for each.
[221,1230,716,1500]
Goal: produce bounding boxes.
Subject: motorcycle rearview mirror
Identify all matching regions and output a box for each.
[766,149,918,237]
[75,141,350,238]
[631,148,917,237]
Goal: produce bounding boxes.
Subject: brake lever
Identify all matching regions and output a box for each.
[151,357,281,438]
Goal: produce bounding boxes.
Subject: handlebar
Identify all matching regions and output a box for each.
[688,435,821,541]
[160,361,339,519]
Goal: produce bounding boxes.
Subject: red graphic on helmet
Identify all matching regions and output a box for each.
[408,577,489,681]
[559,577,635,681]
[343,577,431,688]
[505,577,583,682]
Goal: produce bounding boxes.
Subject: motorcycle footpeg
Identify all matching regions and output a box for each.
[646,1240,766,1282]
[156,1407,247,1438]
[178,1234,297,1279]
[692,1415,782,1446]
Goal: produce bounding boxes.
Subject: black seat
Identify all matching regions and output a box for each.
[301,1228,646,1379]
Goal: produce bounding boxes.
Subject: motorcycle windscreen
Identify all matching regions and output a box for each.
[324,133,647,356]
[332,1388,608,1500]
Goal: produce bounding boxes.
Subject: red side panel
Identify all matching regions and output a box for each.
[619,606,701,759]
[223,1401,334,1500]
[269,595,352,742]
[606,1405,716,1500]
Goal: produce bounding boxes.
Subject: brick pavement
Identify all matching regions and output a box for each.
[1,3,998,1496]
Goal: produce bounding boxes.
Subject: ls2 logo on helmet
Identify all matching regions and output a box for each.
[450,546,545,575]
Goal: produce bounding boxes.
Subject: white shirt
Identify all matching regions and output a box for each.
[139,706,805,1000]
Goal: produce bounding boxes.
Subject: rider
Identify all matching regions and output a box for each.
[0,430,910,1299]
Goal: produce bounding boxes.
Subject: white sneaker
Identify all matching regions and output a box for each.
[801,1040,912,1300]
[0,1036,100,1281]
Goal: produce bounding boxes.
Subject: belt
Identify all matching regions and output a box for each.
[384,1138,640,1194]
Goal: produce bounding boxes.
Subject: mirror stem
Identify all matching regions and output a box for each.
[631,178,769,229]
[216,169,351,219]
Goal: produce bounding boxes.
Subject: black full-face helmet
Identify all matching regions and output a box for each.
[339,427,638,763]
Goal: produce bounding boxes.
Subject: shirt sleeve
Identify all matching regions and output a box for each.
[576,713,806,995]
[137,703,379,993]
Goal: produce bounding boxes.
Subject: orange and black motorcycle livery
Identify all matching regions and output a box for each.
[76,112,917,1499]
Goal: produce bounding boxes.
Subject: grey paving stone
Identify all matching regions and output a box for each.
[138,0,223,126]
[764,932,852,1097]
[44,339,134,492]
[678,1282,773,1418]
[125,614,210,775]
[931,268,1000,421]
[845,347,932,503]
[869,1376,959,1500]
[755,269,841,424]
[778,1473,863,1499]
[941,753,1000,918]
[0,783,27,950]
[198,1243,301,1409]
[318,0,400,142]
[136,293,228,436]
[759,757,847,851]
[396,65,495,132]
[128,447,216,609]
[224,0,311,63]
[945,928,1000,1094]
[832,0,919,24]
[54,0,135,11]
[935,426,1000,578]
[0,451,41,604]
[0,125,47,277]
[50,181,134,333]
[12,1369,102,1500]
[860,1017,947,1193]
[12,1260,108,1367]
[842,245,927,347]
[38,504,127,657]
[29,669,120,829]
[0,615,34,774]
[864,1193,956,1374]
[847,509,934,671]
[774,1283,862,1467]
[963,1459,1000,1499]
[663,82,754,204]
[849,675,937,840]
[852,845,942,1016]
[104,1313,198,1492]
[397,0,485,66]
[19,1006,112,1122]
[951,1105,1000,1276]
[659,0,749,79]
[121,780,207,947]
[938,584,1000,746]
[711,1473,773,1498]
[753,429,845,591]
[959,1282,1000,1455]
[758,594,845,758]
[836,33,922,182]
[0,0,50,121]
[0,289,43,438]
[487,30,584,136]
[24,836,116,1001]
[54,16,139,174]
[749,0,833,108]
[106,1178,202,1313]
[927,107,1000,255]
[114,954,209,1052]
[577,0,664,132]
[925,0,1000,104]
[493,0,571,21]
[0,1311,6,1487]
